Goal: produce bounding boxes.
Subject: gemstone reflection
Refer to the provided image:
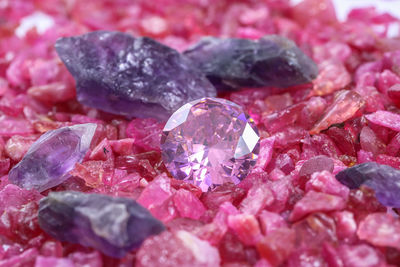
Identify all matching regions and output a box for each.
[161,97,260,191]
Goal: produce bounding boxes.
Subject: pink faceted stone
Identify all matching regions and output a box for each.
[161,97,260,192]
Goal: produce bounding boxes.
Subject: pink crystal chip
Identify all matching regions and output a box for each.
[161,97,260,191]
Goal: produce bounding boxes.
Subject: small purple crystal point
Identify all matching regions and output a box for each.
[161,97,260,192]
[184,35,318,90]
[55,31,216,120]
[336,162,400,208]
[8,123,96,192]
[38,191,165,258]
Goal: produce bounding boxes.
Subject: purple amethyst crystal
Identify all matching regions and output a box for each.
[38,191,165,258]
[183,35,318,90]
[8,123,96,192]
[55,31,216,120]
[336,162,400,207]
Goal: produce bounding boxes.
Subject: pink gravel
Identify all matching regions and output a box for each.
[0,0,400,266]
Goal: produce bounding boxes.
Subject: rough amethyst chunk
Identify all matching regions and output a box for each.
[55,31,216,120]
[38,191,165,258]
[8,123,96,192]
[183,35,318,90]
[336,162,400,207]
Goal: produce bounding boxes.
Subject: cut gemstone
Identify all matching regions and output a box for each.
[161,97,260,192]
[8,123,97,192]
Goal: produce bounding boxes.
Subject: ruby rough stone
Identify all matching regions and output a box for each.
[8,123,97,192]
[161,97,260,192]
[55,31,216,120]
[38,191,165,258]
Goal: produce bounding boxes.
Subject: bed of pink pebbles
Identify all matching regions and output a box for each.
[1,0,400,266]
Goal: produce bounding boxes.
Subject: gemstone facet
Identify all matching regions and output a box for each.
[38,191,165,258]
[55,31,216,120]
[161,97,260,192]
[8,123,97,192]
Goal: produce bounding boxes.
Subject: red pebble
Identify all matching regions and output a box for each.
[358,213,400,250]
[174,189,206,220]
[256,228,295,266]
[310,90,365,134]
[290,191,346,221]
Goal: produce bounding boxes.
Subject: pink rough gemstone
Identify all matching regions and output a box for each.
[358,213,400,250]
[310,90,365,134]
[289,190,346,221]
[161,97,260,192]
[365,110,400,132]
[173,189,206,220]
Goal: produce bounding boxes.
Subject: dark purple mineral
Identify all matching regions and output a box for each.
[38,191,165,258]
[336,162,400,208]
[55,31,216,120]
[183,35,318,90]
[9,123,96,192]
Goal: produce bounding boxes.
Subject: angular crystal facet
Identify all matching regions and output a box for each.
[161,97,260,191]
[8,123,97,192]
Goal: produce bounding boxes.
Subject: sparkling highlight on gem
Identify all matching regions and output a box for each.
[161,97,260,191]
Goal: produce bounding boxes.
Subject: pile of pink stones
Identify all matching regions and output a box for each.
[1,0,400,266]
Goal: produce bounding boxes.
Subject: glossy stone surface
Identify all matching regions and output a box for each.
[336,162,400,208]
[183,35,318,90]
[8,123,96,192]
[161,97,260,191]
[38,191,165,258]
[55,31,216,120]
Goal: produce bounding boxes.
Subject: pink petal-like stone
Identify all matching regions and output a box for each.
[354,86,384,113]
[28,82,75,104]
[339,244,384,267]
[333,211,357,240]
[290,190,346,221]
[161,97,260,192]
[173,189,206,220]
[256,228,295,266]
[258,210,287,235]
[227,213,262,245]
[254,137,275,170]
[310,90,365,134]
[358,213,400,250]
[5,135,37,162]
[239,181,274,215]
[137,174,174,209]
[35,256,75,267]
[306,170,350,200]
[366,110,400,132]
[312,60,351,96]
[378,69,400,94]
[360,126,386,156]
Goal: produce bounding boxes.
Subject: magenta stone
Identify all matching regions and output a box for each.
[161,97,260,192]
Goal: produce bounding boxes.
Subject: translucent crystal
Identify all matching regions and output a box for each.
[8,123,96,192]
[161,97,260,192]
